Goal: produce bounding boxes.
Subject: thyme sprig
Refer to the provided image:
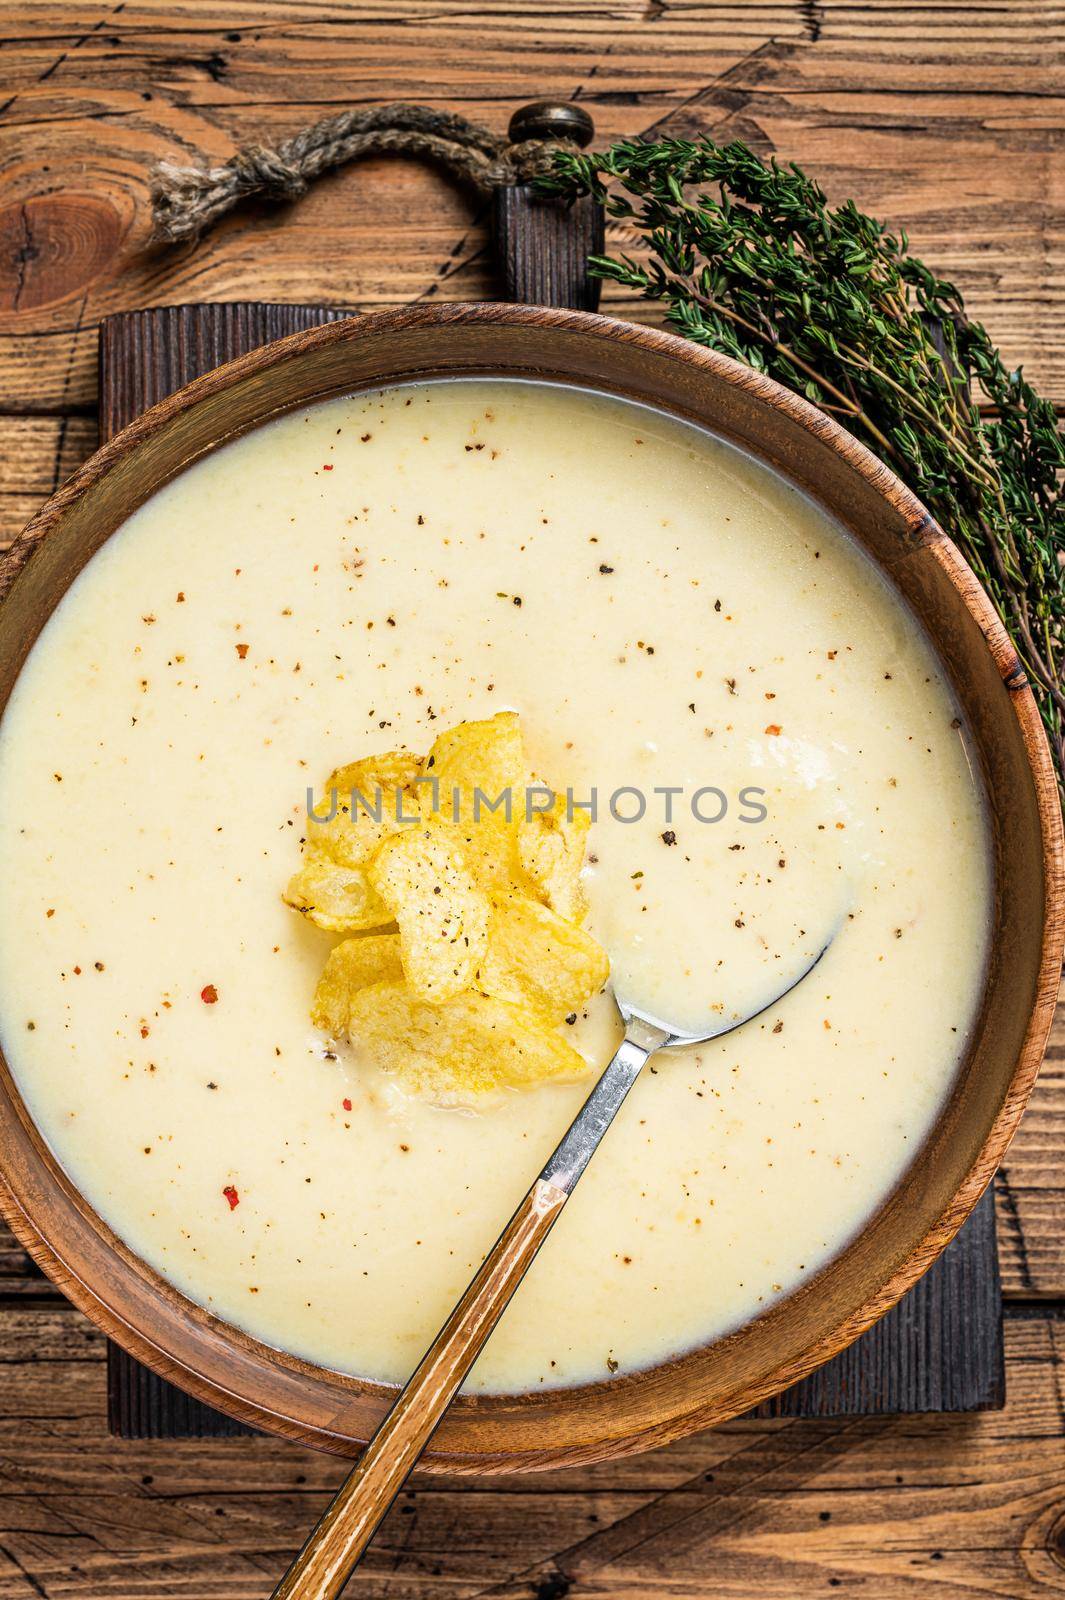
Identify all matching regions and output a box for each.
[540,138,1065,793]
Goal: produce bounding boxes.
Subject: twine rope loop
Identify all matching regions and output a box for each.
[151,102,575,244]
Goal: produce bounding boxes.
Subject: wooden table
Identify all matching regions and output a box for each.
[0,4,1062,1594]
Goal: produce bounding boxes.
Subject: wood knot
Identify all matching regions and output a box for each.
[1043,1503,1065,1573]
[0,192,123,315]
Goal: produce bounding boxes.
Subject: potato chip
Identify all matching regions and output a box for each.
[420,711,527,888]
[423,711,525,807]
[289,713,610,1100]
[315,753,423,865]
[282,857,386,934]
[346,980,588,1103]
[368,822,489,1002]
[476,897,609,1019]
[284,751,422,931]
[518,793,591,920]
[311,934,404,1034]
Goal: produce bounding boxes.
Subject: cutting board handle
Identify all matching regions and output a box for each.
[491,101,605,310]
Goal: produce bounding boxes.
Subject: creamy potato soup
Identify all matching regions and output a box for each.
[0,380,990,1392]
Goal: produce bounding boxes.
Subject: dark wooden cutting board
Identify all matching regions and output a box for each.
[100,301,1004,1440]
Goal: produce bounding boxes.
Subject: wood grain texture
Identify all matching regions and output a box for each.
[98,301,351,437]
[999,981,1065,1300]
[0,1,1062,415]
[492,187,604,311]
[0,1304,1060,1599]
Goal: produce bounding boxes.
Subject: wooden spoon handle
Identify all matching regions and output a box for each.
[271,1176,568,1599]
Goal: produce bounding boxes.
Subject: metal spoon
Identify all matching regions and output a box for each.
[272,946,828,1599]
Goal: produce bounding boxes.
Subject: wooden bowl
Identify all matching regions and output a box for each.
[0,304,1061,1471]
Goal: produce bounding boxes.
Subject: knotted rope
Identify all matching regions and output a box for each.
[151,103,578,245]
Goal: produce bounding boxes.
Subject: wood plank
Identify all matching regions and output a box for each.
[0,1304,1058,1598]
[998,979,1065,1301]
[0,0,1061,416]
[0,414,96,551]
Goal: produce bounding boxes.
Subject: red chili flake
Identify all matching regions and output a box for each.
[200,984,219,1004]
[140,1025,150,1038]
[322,463,334,471]
[342,1097,352,1112]
[222,1185,240,1210]
[235,642,250,660]
[764,724,782,736]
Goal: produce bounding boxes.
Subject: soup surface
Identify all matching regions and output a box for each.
[0,380,990,1391]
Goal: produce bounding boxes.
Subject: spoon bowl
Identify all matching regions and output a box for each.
[616,936,834,1051]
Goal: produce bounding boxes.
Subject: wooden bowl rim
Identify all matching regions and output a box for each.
[0,301,1061,1470]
